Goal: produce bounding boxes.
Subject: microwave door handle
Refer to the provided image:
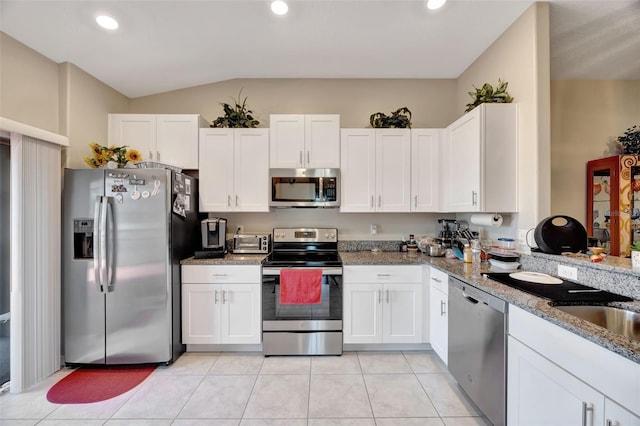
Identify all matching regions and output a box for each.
[93,196,103,293]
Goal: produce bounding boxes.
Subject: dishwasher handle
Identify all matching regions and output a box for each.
[449,277,506,313]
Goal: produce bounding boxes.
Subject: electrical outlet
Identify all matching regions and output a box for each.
[558,265,578,280]
[370,224,378,235]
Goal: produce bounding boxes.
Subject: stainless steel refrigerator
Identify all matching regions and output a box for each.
[62,168,199,365]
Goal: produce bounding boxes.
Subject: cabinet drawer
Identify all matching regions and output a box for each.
[182,265,260,284]
[429,266,449,293]
[344,265,422,284]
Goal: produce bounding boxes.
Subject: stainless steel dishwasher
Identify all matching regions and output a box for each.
[448,276,507,426]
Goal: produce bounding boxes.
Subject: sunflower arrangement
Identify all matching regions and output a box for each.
[84,142,142,168]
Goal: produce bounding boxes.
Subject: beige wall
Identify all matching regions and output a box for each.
[551,80,640,226]
[0,33,60,133]
[456,3,551,241]
[131,78,458,129]
[0,33,130,168]
[60,63,129,168]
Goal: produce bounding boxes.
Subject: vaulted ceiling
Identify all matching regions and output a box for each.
[1,0,638,98]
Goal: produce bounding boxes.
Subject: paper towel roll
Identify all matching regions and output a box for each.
[470,214,503,227]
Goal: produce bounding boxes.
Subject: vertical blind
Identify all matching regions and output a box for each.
[10,133,61,392]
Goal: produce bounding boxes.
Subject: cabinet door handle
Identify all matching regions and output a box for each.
[432,277,442,283]
[307,150,310,165]
[149,151,153,160]
[227,195,231,207]
[377,290,382,304]
[214,290,219,304]
[222,290,228,304]
[414,195,418,208]
[606,420,615,426]
[211,273,228,277]
[386,289,390,303]
[299,151,303,165]
[157,151,160,161]
[378,195,381,207]
[235,195,239,206]
[581,402,593,426]
[472,190,477,206]
[441,300,446,316]
[371,195,374,208]
[377,274,391,277]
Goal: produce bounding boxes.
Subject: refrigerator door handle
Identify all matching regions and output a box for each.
[93,196,103,292]
[98,196,109,294]
[105,198,115,292]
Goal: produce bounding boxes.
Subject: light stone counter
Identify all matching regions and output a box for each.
[341,250,640,364]
[180,248,640,364]
[181,254,266,265]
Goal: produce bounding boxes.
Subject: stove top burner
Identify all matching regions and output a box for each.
[263,251,342,267]
[484,272,632,303]
[263,227,342,268]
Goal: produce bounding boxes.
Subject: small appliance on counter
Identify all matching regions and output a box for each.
[436,218,458,247]
[233,233,271,254]
[194,217,227,259]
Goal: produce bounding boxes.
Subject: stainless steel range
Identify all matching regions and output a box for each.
[261,228,343,356]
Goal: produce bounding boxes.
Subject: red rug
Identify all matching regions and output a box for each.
[46,366,155,404]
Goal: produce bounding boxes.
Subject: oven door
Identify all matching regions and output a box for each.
[262,266,343,355]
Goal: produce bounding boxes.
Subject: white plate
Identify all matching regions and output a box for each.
[509,271,563,285]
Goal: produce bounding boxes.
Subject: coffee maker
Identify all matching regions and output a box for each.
[195,217,227,258]
[436,219,458,247]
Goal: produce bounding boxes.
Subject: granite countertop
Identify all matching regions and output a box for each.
[180,249,640,364]
[342,250,640,364]
[181,253,266,265]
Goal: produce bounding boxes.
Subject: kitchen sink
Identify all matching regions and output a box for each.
[553,305,640,342]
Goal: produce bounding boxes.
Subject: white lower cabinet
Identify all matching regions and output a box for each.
[181,265,261,344]
[508,305,640,425]
[428,266,448,364]
[343,266,422,344]
[508,336,605,425]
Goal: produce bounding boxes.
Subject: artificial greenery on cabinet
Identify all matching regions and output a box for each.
[210,89,260,128]
[465,79,514,113]
[369,107,412,129]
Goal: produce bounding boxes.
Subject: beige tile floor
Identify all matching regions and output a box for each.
[0,351,491,426]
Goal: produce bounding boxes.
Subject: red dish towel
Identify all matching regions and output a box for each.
[280,269,322,304]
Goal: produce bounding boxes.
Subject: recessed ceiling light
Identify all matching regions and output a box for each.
[271,1,288,15]
[426,0,447,10]
[96,15,119,30]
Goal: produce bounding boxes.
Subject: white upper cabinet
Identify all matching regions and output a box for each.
[411,129,442,212]
[340,128,411,212]
[198,128,269,212]
[445,103,518,212]
[269,114,340,168]
[108,114,206,169]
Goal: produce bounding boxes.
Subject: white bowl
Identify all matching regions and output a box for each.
[489,259,520,271]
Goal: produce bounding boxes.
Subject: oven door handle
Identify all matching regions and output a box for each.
[262,267,343,276]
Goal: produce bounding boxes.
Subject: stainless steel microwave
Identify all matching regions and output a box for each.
[269,168,340,208]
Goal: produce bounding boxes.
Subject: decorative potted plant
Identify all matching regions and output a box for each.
[84,142,142,169]
[369,107,412,129]
[210,89,260,128]
[465,79,514,113]
[617,125,640,154]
